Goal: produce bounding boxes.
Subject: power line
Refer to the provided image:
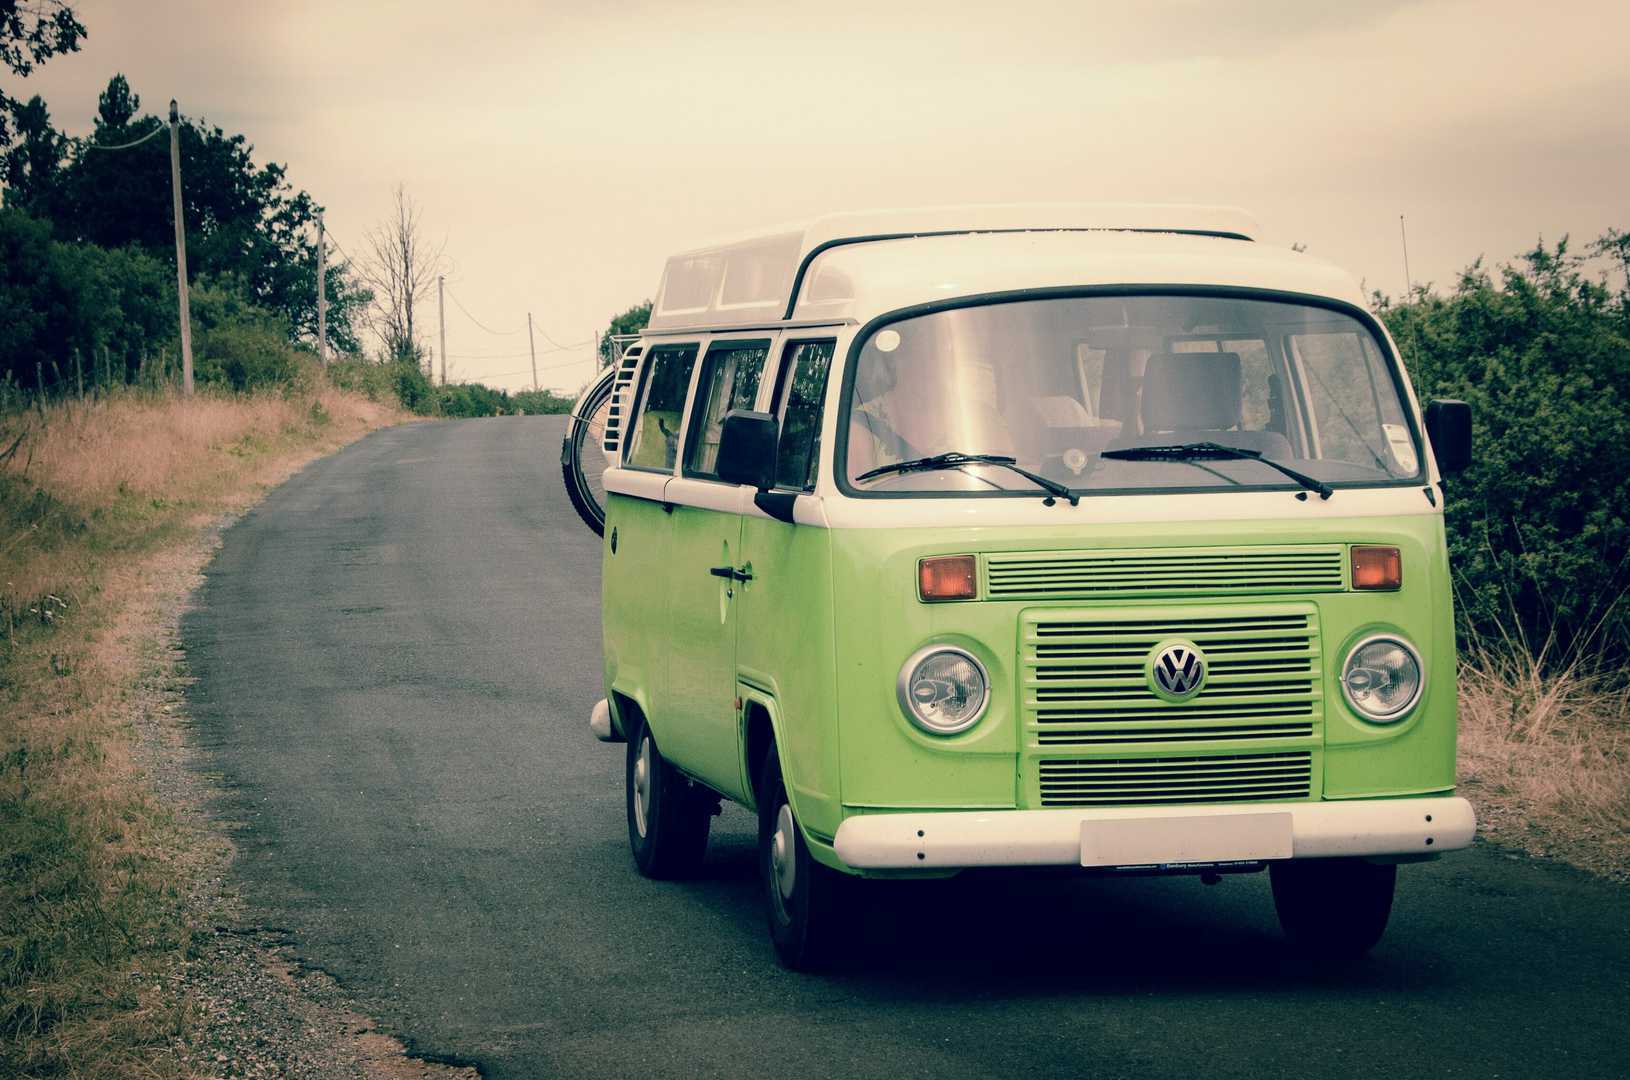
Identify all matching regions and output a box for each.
[79,122,165,152]
[444,284,524,335]
[447,338,593,361]
[325,230,358,266]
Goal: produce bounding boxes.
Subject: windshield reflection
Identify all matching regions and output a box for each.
[844,295,1420,494]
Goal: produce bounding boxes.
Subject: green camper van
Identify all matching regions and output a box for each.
[563,204,1477,970]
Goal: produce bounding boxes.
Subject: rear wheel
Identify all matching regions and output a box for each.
[757,746,851,971]
[561,367,616,536]
[1270,857,1397,960]
[625,719,712,879]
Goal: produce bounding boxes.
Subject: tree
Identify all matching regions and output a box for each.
[1380,231,1630,657]
[359,184,442,365]
[20,74,368,354]
[598,300,651,367]
[0,0,84,147]
[0,94,63,213]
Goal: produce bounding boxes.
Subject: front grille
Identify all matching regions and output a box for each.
[1037,751,1314,806]
[1022,607,1322,748]
[987,546,1345,600]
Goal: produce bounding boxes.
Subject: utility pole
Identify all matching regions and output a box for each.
[168,100,195,395]
[316,212,327,364]
[437,275,447,386]
[527,312,538,392]
[1399,214,1413,297]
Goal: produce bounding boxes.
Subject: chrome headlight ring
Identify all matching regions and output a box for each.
[1340,633,1426,723]
[895,644,991,736]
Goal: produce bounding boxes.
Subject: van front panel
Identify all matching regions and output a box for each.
[828,509,1456,820]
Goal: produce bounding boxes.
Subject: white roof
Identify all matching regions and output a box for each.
[794,230,1369,326]
[646,203,1273,332]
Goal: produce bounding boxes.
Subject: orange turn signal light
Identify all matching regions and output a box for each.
[1352,545,1402,590]
[919,555,978,602]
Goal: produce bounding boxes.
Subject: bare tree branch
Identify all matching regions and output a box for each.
[358,184,443,364]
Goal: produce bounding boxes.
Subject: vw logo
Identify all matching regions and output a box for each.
[1149,641,1207,701]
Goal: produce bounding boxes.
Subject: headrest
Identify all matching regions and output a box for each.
[1141,352,1243,431]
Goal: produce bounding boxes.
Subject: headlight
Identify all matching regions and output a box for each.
[1341,635,1424,722]
[896,645,989,735]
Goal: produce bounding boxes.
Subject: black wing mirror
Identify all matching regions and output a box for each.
[716,410,779,490]
[717,410,798,524]
[1424,399,1472,475]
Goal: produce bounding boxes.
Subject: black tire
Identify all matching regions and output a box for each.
[561,368,617,537]
[1270,857,1397,960]
[757,746,852,971]
[625,717,712,879]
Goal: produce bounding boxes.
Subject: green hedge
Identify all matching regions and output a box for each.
[1381,233,1630,658]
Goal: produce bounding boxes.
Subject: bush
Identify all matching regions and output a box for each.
[0,208,175,394]
[1380,233,1630,657]
[509,388,574,415]
[390,359,436,415]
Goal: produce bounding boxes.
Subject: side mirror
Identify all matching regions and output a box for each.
[716,410,778,490]
[1424,399,1472,475]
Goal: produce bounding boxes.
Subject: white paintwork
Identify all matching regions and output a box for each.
[792,228,1362,325]
[816,483,1439,530]
[603,468,670,502]
[589,697,619,742]
[611,205,1441,529]
[831,796,1475,870]
[647,203,1263,332]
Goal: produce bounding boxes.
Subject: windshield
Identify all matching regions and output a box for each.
[843,294,1422,495]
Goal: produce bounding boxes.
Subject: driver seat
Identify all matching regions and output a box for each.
[1121,352,1291,459]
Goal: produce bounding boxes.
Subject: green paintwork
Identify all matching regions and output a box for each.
[603,492,1458,875]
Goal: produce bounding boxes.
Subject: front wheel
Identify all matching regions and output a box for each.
[757,747,852,971]
[625,719,712,879]
[1270,857,1397,960]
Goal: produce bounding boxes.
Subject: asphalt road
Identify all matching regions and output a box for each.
[184,416,1630,1079]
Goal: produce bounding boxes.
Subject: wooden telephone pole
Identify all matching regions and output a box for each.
[527,312,538,391]
[437,275,447,386]
[316,213,327,364]
[168,100,195,394]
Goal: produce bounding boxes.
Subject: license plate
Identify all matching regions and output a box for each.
[1080,812,1293,868]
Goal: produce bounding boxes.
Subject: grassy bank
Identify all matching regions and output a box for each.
[1458,645,1630,880]
[1,383,400,1076]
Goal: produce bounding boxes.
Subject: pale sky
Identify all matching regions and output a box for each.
[17,0,1630,393]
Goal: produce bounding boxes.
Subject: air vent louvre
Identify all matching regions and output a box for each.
[1037,751,1313,806]
[987,546,1345,600]
[601,346,644,454]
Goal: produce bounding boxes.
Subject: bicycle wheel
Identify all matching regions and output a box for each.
[561,367,617,536]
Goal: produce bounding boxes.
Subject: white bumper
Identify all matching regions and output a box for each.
[832,796,1475,871]
[589,698,621,742]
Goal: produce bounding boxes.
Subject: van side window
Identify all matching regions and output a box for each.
[771,340,835,491]
[624,344,698,472]
[686,343,769,478]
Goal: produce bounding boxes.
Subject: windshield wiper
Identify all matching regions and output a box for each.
[856,452,1079,506]
[1100,441,1333,500]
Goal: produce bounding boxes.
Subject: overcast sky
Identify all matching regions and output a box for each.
[17,0,1630,393]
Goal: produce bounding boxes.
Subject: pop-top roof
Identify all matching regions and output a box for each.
[645,203,1262,332]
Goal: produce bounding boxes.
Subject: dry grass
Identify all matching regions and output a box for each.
[1457,643,1630,881]
[1,384,401,1077]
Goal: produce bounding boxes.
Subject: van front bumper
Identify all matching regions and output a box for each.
[831,796,1475,870]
